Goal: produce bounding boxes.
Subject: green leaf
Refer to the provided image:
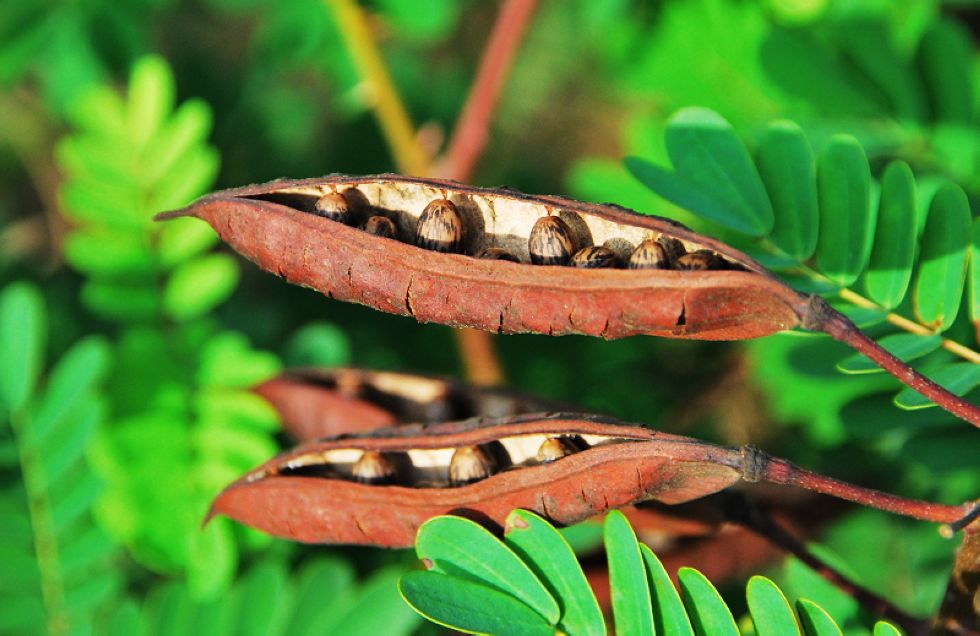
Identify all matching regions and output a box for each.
[415,516,559,624]
[626,158,752,230]
[895,362,980,410]
[795,599,842,636]
[81,281,160,321]
[284,558,355,636]
[836,333,942,375]
[158,218,219,269]
[865,162,917,309]
[678,567,738,636]
[972,218,980,343]
[604,510,653,635]
[641,544,693,636]
[746,576,800,636]
[873,621,903,636]
[142,98,214,186]
[284,322,352,368]
[917,18,974,123]
[0,282,46,413]
[399,571,552,636]
[756,120,818,259]
[504,510,605,636]
[163,253,239,321]
[323,566,419,636]
[237,559,289,636]
[63,228,155,277]
[816,135,874,286]
[914,184,971,331]
[127,55,174,148]
[28,336,111,446]
[663,108,773,235]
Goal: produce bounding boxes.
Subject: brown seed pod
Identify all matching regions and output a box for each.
[155,174,811,340]
[208,412,972,547]
[449,445,497,485]
[536,436,582,463]
[352,451,397,484]
[528,216,575,265]
[676,249,723,271]
[570,245,621,269]
[476,247,521,262]
[362,215,398,239]
[312,192,351,223]
[628,239,670,270]
[415,198,463,253]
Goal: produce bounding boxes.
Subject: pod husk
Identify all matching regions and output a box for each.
[159,175,808,340]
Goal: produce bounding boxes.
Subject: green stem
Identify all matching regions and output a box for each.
[11,410,68,636]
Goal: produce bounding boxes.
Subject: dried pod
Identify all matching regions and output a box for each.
[209,413,971,547]
[476,247,521,262]
[449,445,496,485]
[312,192,351,223]
[676,249,723,271]
[536,436,582,463]
[628,239,670,270]
[156,174,810,340]
[528,216,575,265]
[362,215,398,239]
[352,451,397,484]
[415,199,462,253]
[570,245,621,269]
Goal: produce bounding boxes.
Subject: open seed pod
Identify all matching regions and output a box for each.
[207,412,971,548]
[157,175,809,340]
[254,367,567,442]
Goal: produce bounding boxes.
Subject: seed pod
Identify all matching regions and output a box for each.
[415,199,462,253]
[570,245,621,269]
[158,174,808,340]
[676,249,723,271]
[352,451,397,484]
[476,247,521,262]
[449,445,496,485]
[528,216,575,265]
[313,192,351,223]
[628,239,669,270]
[209,412,970,547]
[362,215,398,239]
[536,436,582,463]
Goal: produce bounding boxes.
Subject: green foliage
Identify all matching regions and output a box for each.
[628,106,977,416]
[0,282,121,635]
[55,55,287,596]
[400,511,904,635]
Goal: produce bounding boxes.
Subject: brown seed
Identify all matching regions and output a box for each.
[628,239,670,270]
[313,192,351,223]
[658,235,687,262]
[449,445,496,485]
[416,199,463,253]
[570,245,621,269]
[528,216,575,265]
[352,451,397,484]
[362,215,398,239]
[476,247,521,262]
[675,250,722,271]
[536,437,581,463]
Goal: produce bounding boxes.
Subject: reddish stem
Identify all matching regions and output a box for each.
[438,0,539,385]
[722,493,931,636]
[437,0,539,181]
[803,295,980,428]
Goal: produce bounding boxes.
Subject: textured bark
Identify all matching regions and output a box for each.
[158,175,807,340]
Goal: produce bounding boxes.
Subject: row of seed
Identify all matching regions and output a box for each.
[350,435,584,487]
[314,193,727,271]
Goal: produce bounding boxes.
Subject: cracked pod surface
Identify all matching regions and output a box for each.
[158,174,808,340]
[208,413,970,548]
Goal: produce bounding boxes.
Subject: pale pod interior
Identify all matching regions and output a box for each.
[261,433,628,487]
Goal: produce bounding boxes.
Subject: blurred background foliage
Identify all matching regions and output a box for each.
[1,0,978,633]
